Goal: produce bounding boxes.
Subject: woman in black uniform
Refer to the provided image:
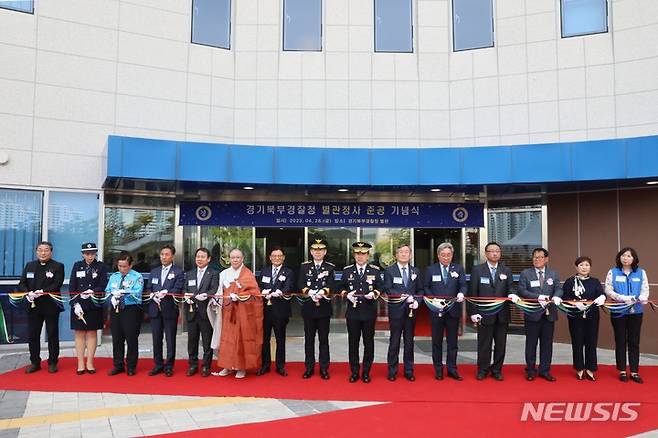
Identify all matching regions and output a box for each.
[562,256,606,381]
[69,243,108,374]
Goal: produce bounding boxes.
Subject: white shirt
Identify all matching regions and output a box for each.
[219,265,243,291]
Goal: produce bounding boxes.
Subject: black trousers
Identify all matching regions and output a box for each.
[524,316,554,375]
[28,309,60,366]
[431,315,459,374]
[110,306,140,371]
[477,319,508,374]
[347,318,375,375]
[611,313,643,373]
[187,316,214,369]
[303,317,330,372]
[387,317,416,376]
[568,315,599,371]
[150,316,177,370]
[262,313,289,370]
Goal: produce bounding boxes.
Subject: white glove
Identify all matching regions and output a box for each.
[456,292,465,303]
[538,294,549,302]
[230,292,239,302]
[74,303,83,317]
[81,289,93,299]
[508,293,520,304]
[552,296,562,306]
[639,296,649,305]
[410,300,419,310]
[26,291,37,303]
[406,295,414,303]
[594,294,606,306]
[157,290,168,299]
[35,289,44,296]
[347,291,357,304]
[195,293,208,301]
[111,296,119,307]
[364,291,375,300]
[262,289,271,296]
[621,295,635,304]
[153,295,161,305]
[184,292,194,304]
[316,289,326,296]
[148,292,155,300]
[112,289,123,299]
[471,314,482,323]
[575,302,587,311]
[272,290,283,298]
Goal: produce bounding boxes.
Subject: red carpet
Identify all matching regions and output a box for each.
[3,359,658,436]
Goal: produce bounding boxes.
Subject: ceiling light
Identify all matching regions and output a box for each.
[337,188,349,192]
[243,186,254,190]
[430,188,442,192]
[646,181,658,185]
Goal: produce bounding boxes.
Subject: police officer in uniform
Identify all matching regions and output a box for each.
[297,239,335,379]
[340,242,383,383]
[258,247,295,377]
[69,242,108,375]
[19,241,65,374]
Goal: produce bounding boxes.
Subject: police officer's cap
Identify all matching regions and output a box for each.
[352,241,372,253]
[81,242,98,252]
[309,238,328,250]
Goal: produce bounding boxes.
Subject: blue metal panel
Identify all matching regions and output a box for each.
[273,147,323,184]
[626,136,658,179]
[571,139,626,181]
[178,141,229,182]
[107,135,123,177]
[117,136,178,180]
[418,148,462,185]
[229,145,274,184]
[510,143,572,183]
[370,148,419,185]
[324,148,371,185]
[462,146,512,184]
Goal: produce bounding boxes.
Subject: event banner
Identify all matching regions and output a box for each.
[180,201,484,228]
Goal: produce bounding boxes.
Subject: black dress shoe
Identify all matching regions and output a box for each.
[76,370,85,375]
[630,373,643,384]
[447,371,463,381]
[476,372,487,381]
[25,364,41,374]
[526,373,535,381]
[619,372,629,382]
[362,374,371,383]
[87,369,96,375]
[435,372,443,380]
[320,370,330,380]
[108,368,125,376]
[302,370,313,379]
[405,374,416,382]
[201,367,210,377]
[165,369,173,377]
[387,375,396,382]
[48,363,58,374]
[538,373,556,382]
[256,367,270,376]
[186,367,198,377]
[493,373,504,381]
[349,374,359,383]
[127,369,136,376]
[276,368,288,376]
[149,367,163,376]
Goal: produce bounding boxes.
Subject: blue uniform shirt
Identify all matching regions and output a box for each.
[105,269,143,306]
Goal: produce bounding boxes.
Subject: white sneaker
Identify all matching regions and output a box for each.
[218,368,234,377]
[235,370,246,379]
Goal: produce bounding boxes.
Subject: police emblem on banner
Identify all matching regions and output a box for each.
[452,207,468,223]
[195,205,212,221]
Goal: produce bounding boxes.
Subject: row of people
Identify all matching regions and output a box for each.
[17,240,650,384]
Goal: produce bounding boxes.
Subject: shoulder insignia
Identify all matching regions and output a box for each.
[369,264,380,270]
[302,261,312,265]
[325,262,335,267]
[344,264,354,269]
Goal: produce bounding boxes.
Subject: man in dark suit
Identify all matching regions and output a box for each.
[339,242,383,383]
[297,238,335,379]
[146,244,185,377]
[517,247,563,382]
[468,241,514,381]
[19,241,65,374]
[257,247,295,377]
[183,247,219,377]
[383,244,423,381]
[423,242,467,380]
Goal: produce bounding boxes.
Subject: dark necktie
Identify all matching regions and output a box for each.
[272,267,279,282]
[402,266,409,288]
[358,267,364,277]
[120,275,127,309]
[538,271,544,287]
[442,265,448,283]
[491,266,496,285]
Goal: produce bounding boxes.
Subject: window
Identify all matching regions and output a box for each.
[487,205,542,274]
[0,1,33,13]
[283,0,322,51]
[192,0,231,49]
[375,0,413,53]
[452,0,494,51]
[561,0,607,38]
[0,189,42,277]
